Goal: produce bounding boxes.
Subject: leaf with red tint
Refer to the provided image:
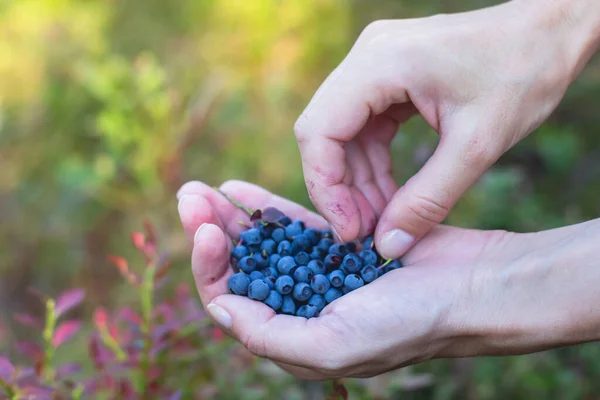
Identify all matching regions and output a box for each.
[52,320,81,348]
[108,255,129,274]
[56,362,82,380]
[15,341,43,361]
[117,307,143,326]
[249,209,262,221]
[155,260,173,280]
[0,356,15,381]
[131,232,146,250]
[326,379,348,400]
[93,308,108,331]
[143,219,157,246]
[55,289,85,317]
[211,327,224,342]
[13,313,41,328]
[260,207,285,223]
[89,337,104,371]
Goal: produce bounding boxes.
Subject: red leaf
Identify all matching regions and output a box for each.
[260,207,285,223]
[326,379,348,400]
[93,308,108,331]
[13,313,41,328]
[52,320,81,348]
[55,289,85,317]
[249,209,262,221]
[143,220,157,246]
[211,327,224,342]
[0,356,15,380]
[107,255,129,274]
[15,342,43,361]
[131,232,146,250]
[117,307,143,326]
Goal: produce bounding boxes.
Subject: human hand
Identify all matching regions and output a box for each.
[294,0,600,260]
[176,180,600,380]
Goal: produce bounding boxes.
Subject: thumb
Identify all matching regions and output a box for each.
[375,127,500,259]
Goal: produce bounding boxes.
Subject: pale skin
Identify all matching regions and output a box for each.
[178,0,600,380]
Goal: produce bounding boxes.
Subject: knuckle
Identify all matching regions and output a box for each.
[359,20,392,43]
[407,195,450,226]
[294,115,309,144]
[242,331,268,359]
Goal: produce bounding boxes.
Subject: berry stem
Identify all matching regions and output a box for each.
[214,187,255,216]
[377,259,393,270]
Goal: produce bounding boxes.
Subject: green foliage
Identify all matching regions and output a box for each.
[0,0,599,399]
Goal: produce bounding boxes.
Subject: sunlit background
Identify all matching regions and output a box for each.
[1,0,600,398]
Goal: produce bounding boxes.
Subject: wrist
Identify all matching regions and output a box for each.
[440,220,600,358]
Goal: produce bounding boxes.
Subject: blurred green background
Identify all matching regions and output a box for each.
[1,0,599,398]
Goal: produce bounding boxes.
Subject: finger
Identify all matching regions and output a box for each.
[191,223,233,306]
[178,194,225,242]
[375,121,499,259]
[345,140,386,218]
[205,294,341,370]
[274,362,326,380]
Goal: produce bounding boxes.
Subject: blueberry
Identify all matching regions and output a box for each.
[294,251,310,266]
[240,228,262,246]
[329,244,348,257]
[277,240,292,256]
[308,294,326,311]
[291,234,311,254]
[328,270,345,288]
[262,276,276,290]
[304,228,321,246]
[317,238,334,252]
[292,283,313,302]
[247,244,260,255]
[324,287,343,304]
[232,245,249,260]
[277,256,297,275]
[260,239,277,256]
[310,247,326,261]
[285,223,303,240]
[324,254,342,272]
[258,223,274,238]
[342,286,352,295]
[249,271,264,281]
[341,253,363,274]
[278,216,292,226]
[238,256,258,273]
[292,219,306,231]
[383,260,404,274]
[293,266,314,283]
[307,260,326,276]
[269,254,281,268]
[360,250,378,267]
[321,229,333,239]
[344,274,364,292]
[296,304,318,319]
[263,290,283,311]
[360,265,377,283]
[261,266,279,279]
[310,274,330,294]
[362,235,375,251]
[253,253,268,269]
[227,272,250,295]
[248,279,270,301]
[281,295,296,315]
[345,241,357,253]
[272,228,286,243]
[275,275,295,295]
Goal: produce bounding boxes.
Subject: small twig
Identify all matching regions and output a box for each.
[377,259,393,270]
[213,187,255,216]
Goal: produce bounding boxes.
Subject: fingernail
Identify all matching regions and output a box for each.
[177,194,195,214]
[194,223,208,242]
[207,303,232,330]
[328,223,343,243]
[379,229,415,259]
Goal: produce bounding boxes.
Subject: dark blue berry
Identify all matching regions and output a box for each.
[261,266,279,278]
[263,290,283,311]
[296,304,318,319]
[344,274,364,292]
[249,271,264,281]
[324,287,343,303]
[324,254,342,273]
[238,256,258,273]
[277,240,292,256]
[281,295,296,315]
[310,247,326,261]
[248,279,270,301]
[247,244,260,254]
[308,294,326,311]
[341,253,362,274]
[285,223,303,240]
[260,239,277,256]
[275,275,294,295]
[307,260,326,276]
[345,241,357,253]
[293,266,314,283]
[232,245,249,260]
[310,274,330,294]
[360,250,378,267]
[262,276,276,290]
[278,216,292,226]
[291,234,311,254]
[272,228,286,243]
[360,265,377,283]
[329,244,348,257]
[293,283,313,302]
[321,229,333,239]
[328,270,345,288]
[240,228,262,246]
[294,251,310,266]
[258,223,274,238]
[292,219,306,230]
[269,254,281,268]
[304,228,321,246]
[277,256,297,275]
[228,272,250,295]
[253,253,268,269]
[362,235,375,251]
[317,238,334,252]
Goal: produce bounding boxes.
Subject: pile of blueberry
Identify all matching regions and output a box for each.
[227,207,403,319]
